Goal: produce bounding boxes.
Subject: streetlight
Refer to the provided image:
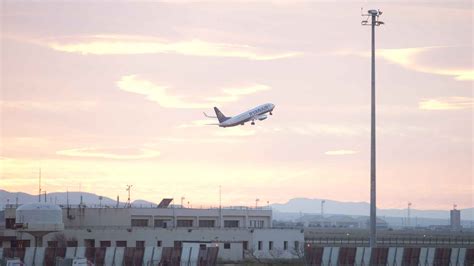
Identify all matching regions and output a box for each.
[362,8,384,248]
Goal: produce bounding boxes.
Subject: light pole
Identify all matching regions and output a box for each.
[362,9,384,248]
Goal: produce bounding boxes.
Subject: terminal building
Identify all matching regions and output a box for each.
[0,202,304,263]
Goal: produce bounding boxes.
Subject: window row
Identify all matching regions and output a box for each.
[131,219,241,228]
[256,241,298,251]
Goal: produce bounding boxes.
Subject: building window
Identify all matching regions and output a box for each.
[16,240,30,248]
[116,241,127,247]
[157,241,162,247]
[224,220,239,228]
[294,241,299,250]
[200,244,207,250]
[284,241,288,250]
[48,241,58,248]
[131,219,148,227]
[154,219,170,228]
[199,220,215,228]
[177,219,193,227]
[250,220,264,228]
[258,241,262,250]
[243,241,248,250]
[5,218,15,229]
[136,241,145,248]
[84,239,95,248]
[67,241,78,247]
[100,241,111,247]
[224,243,231,249]
[269,241,273,250]
[174,241,182,248]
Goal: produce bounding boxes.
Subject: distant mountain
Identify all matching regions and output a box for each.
[2,190,472,222]
[0,189,146,208]
[270,198,473,220]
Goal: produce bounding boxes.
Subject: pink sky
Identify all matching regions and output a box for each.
[1,1,472,210]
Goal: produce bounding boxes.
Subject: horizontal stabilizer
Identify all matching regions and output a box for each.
[203,112,217,118]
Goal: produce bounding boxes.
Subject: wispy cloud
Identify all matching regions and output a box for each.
[289,123,365,137]
[117,75,209,108]
[177,119,218,128]
[1,100,97,111]
[117,75,270,108]
[56,147,160,160]
[419,97,473,110]
[41,35,301,60]
[213,127,256,137]
[154,137,243,144]
[340,46,473,81]
[206,85,270,103]
[325,150,358,155]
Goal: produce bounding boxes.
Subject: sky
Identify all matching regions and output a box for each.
[1,1,472,210]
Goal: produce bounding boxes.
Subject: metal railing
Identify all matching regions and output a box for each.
[306,236,474,247]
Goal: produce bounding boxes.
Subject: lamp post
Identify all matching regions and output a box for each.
[362,9,384,248]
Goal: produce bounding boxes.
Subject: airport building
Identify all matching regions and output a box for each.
[0,202,304,263]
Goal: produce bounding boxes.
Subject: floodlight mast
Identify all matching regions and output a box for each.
[361,8,384,248]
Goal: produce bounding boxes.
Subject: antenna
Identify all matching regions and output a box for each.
[126,185,133,208]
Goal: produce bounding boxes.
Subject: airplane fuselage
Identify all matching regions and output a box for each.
[219,103,275,127]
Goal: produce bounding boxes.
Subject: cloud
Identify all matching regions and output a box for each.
[289,123,365,137]
[56,147,160,160]
[1,100,97,111]
[117,75,209,108]
[325,150,358,155]
[419,97,473,110]
[340,46,473,81]
[177,119,218,128]
[154,137,243,144]
[42,35,301,60]
[117,75,270,108]
[213,127,256,137]
[206,84,270,103]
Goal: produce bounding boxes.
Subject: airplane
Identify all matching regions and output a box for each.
[204,103,275,127]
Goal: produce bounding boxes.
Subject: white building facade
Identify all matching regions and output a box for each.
[1,205,304,262]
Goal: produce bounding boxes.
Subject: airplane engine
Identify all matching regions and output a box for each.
[257,114,268,121]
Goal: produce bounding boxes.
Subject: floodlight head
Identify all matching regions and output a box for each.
[368,9,380,16]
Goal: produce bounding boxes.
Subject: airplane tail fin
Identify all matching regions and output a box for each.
[214,107,230,123]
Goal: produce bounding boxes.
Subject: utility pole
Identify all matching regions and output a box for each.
[407,202,412,227]
[38,168,42,203]
[219,185,222,228]
[255,198,260,209]
[362,8,384,248]
[181,197,185,208]
[321,200,326,219]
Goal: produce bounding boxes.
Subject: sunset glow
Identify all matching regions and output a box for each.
[1,2,472,210]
